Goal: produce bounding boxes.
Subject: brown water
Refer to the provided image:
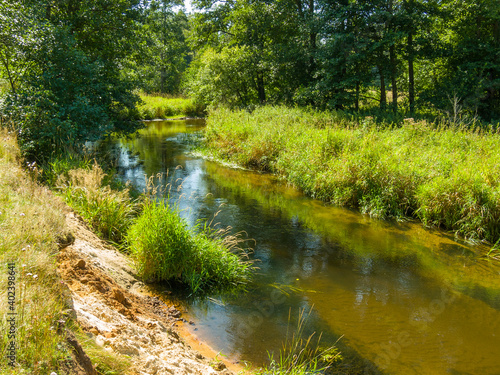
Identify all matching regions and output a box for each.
[109,120,500,374]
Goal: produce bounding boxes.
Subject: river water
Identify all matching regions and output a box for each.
[109,119,500,374]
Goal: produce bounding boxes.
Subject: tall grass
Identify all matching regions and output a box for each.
[135,93,206,120]
[256,308,342,375]
[201,106,500,245]
[0,130,130,374]
[126,199,253,294]
[56,162,140,244]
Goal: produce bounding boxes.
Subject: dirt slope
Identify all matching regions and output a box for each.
[57,212,235,375]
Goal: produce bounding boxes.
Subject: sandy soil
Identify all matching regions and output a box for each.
[57,211,238,375]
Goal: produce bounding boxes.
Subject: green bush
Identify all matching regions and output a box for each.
[126,200,252,293]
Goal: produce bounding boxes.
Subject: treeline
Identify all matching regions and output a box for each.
[0,0,190,161]
[185,0,500,120]
[1,0,499,161]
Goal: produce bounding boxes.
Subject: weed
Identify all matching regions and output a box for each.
[58,162,140,244]
[255,307,342,375]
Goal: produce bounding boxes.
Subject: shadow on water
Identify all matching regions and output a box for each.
[106,120,500,375]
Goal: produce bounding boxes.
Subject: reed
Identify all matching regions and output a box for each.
[256,308,342,375]
[201,106,500,246]
[126,199,253,294]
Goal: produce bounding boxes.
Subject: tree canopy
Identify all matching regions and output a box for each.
[1,0,499,161]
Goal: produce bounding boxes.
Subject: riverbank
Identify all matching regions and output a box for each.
[200,106,500,248]
[0,129,242,374]
[134,93,206,120]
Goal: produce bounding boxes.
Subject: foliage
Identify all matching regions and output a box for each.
[126,199,253,294]
[201,106,500,244]
[185,0,500,120]
[0,0,143,162]
[124,2,190,94]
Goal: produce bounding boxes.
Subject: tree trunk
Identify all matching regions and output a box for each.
[390,44,398,113]
[355,81,360,112]
[379,66,386,110]
[257,72,266,104]
[408,31,415,114]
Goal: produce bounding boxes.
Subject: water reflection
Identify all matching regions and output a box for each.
[109,120,500,374]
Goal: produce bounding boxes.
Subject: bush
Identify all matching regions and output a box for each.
[126,200,252,293]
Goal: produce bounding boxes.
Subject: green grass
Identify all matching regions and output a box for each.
[56,162,140,245]
[135,93,206,120]
[126,199,253,294]
[201,106,500,245]
[0,129,130,374]
[255,308,342,375]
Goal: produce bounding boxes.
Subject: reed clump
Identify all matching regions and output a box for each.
[201,106,500,244]
[126,199,253,294]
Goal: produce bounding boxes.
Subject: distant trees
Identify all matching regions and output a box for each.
[184,0,500,120]
[125,0,190,94]
[1,0,499,161]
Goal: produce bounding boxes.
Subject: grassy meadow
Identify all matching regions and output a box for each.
[201,106,500,246]
[135,93,206,120]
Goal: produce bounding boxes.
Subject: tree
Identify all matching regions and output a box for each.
[0,0,144,161]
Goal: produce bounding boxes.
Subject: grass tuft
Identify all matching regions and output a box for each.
[126,199,253,294]
[256,308,342,375]
[56,162,140,244]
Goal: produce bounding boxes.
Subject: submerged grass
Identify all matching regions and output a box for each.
[202,106,500,245]
[135,93,206,120]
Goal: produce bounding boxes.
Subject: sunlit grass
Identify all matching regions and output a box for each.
[136,93,206,119]
[201,106,500,247]
[126,199,253,294]
[0,129,130,374]
[255,308,342,375]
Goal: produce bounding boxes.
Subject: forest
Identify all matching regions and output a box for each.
[0,0,499,161]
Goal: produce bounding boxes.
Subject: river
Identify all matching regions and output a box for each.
[107,119,500,374]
